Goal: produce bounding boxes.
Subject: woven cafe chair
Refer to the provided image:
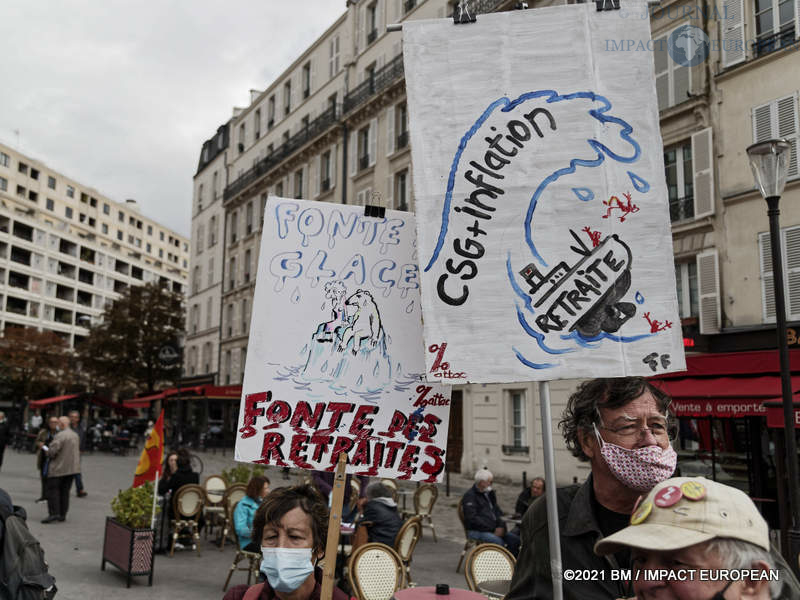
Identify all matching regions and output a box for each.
[464,543,516,594]
[393,516,422,586]
[379,478,398,502]
[348,543,405,600]
[202,474,227,538]
[170,484,205,557]
[222,499,261,591]
[402,484,438,542]
[219,483,247,551]
[456,498,482,573]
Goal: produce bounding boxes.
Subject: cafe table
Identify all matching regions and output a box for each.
[394,587,486,600]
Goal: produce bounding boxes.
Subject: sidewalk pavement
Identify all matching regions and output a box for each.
[0,447,529,599]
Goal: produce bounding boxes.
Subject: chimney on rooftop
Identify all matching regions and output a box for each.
[125,198,140,212]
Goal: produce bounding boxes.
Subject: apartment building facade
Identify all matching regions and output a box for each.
[187,0,800,488]
[0,141,189,350]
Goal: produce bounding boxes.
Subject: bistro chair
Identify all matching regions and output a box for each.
[464,543,516,594]
[202,474,227,537]
[170,484,205,557]
[222,500,261,591]
[380,478,399,502]
[402,484,438,542]
[456,498,481,573]
[219,483,247,551]
[393,516,422,586]
[347,543,405,600]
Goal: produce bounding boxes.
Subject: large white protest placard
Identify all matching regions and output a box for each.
[404,4,686,383]
[235,198,451,482]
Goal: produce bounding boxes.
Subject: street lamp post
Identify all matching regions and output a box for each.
[746,138,800,566]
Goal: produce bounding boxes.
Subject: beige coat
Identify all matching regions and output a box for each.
[47,427,80,477]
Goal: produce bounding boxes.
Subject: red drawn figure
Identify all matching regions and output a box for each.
[643,311,673,333]
[602,191,640,222]
[582,226,601,248]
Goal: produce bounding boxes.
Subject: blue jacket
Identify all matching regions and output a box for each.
[233,495,260,549]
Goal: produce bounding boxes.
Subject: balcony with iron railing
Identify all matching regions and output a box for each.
[359,155,370,171]
[343,53,405,114]
[396,131,409,150]
[669,196,694,223]
[752,25,796,58]
[367,28,378,44]
[224,104,340,201]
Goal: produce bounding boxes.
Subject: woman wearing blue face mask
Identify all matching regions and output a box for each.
[239,485,348,600]
[234,475,270,552]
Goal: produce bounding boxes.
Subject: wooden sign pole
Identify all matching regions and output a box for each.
[321,452,348,600]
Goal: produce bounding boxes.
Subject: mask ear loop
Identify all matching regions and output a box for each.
[593,423,605,448]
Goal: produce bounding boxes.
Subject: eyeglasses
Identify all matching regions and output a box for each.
[598,418,676,441]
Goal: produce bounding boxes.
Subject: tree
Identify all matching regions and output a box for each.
[78,282,185,395]
[0,327,72,421]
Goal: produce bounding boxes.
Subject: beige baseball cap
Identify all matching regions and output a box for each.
[594,476,769,555]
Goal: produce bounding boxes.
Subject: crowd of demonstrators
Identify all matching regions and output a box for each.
[42,416,81,524]
[235,475,271,552]
[0,411,9,470]
[462,469,520,556]
[357,482,403,546]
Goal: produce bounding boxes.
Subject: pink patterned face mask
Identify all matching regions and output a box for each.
[593,425,677,492]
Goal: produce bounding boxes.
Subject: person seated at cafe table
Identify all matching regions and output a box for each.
[236,485,349,600]
[357,482,403,546]
[462,468,520,556]
[235,475,270,552]
[515,476,545,518]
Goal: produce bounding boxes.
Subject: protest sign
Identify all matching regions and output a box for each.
[404,4,686,383]
[235,198,451,482]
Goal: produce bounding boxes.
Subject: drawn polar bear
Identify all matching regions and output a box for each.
[337,289,384,355]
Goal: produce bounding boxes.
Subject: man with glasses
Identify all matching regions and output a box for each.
[507,377,676,600]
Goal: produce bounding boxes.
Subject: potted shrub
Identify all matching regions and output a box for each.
[221,463,266,484]
[102,482,158,587]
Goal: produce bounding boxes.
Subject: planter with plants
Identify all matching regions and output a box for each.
[102,482,158,587]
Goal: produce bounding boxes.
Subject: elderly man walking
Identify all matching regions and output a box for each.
[507,377,677,600]
[42,416,80,523]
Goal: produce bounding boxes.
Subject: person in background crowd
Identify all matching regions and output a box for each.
[234,475,270,552]
[515,476,545,518]
[157,448,198,516]
[358,482,403,547]
[68,410,87,498]
[310,470,368,521]
[0,412,9,471]
[35,417,59,503]
[462,469,520,556]
[595,477,800,599]
[235,485,349,600]
[30,409,42,432]
[507,377,677,600]
[42,416,80,523]
[162,451,179,481]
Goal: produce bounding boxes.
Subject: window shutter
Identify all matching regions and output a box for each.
[753,102,773,142]
[653,35,669,111]
[785,227,800,318]
[760,232,776,321]
[330,145,337,187]
[776,94,799,178]
[387,174,394,209]
[697,249,720,334]
[314,155,321,197]
[368,118,377,166]
[387,105,395,155]
[287,172,294,198]
[376,0,382,35]
[311,61,316,95]
[673,64,690,105]
[721,0,745,67]
[796,0,800,40]
[349,134,357,176]
[691,128,714,218]
[356,6,364,52]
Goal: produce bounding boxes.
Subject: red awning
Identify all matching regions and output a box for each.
[203,385,242,399]
[764,399,800,428]
[654,349,800,378]
[122,391,166,408]
[28,394,80,408]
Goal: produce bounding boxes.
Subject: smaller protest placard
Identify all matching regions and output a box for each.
[235,198,451,482]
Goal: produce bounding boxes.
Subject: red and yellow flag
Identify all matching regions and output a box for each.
[133,410,164,487]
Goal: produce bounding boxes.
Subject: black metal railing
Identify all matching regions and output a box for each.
[396,202,409,212]
[753,26,796,58]
[502,444,530,455]
[321,178,331,192]
[449,0,509,17]
[396,131,408,149]
[367,28,378,44]
[359,155,370,171]
[343,53,404,114]
[669,196,694,223]
[224,104,340,201]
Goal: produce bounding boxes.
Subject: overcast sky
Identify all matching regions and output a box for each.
[0,1,347,238]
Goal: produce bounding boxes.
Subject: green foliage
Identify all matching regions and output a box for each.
[111,482,159,529]
[221,463,266,484]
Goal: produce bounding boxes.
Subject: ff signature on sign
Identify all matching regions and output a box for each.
[428,343,466,379]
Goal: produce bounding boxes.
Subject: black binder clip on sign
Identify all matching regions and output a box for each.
[453,0,477,24]
[596,0,621,11]
[364,191,386,219]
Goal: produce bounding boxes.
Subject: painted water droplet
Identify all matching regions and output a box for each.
[572,187,595,202]
[301,344,308,354]
[290,287,302,304]
[373,362,380,376]
[321,361,328,371]
[405,300,415,313]
[635,291,645,304]
[321,302,326,310]
[356,375,364,386]
[627,172,651,193]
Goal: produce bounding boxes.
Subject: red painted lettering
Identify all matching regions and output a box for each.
[378,410,407,438]
[326,402,356,430]
[397,444,420,480]
[288,433,312,469]
[384,440,405,469]
[289,401,325,431]
[238,391,269,438]
[310,432,333,462]
[420,445,445,483]
[348,405,379,439]
[255,431,287,466]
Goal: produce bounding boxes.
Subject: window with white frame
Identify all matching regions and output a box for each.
[225,350,232,384]
[241,298,249,333]
[254,109,261,140]
[329,35,340,78]
[240,348,247,383]
[284,80,292,116]
[302,62,311,99]
[213,171,219,199]
[268,95,276,128]
[505,389,528,453]
[203,342,212,373]
[759,225,800,322]
[294,168,304,199]
[206,297,213,329]
[238,123,245,153]
[754,0,796,57]
[675,261,699,319]
[229,256,236,290]
[208,256,214,287]
[664,142,693,222]
[753,94,799,179]
[395,170,408,210]
[244,249,251,283]
[321,150,333,192]
[0,176,6,192]
[66,185,75,198]
[230,211,238,243]
[653,31,690,111]
[0,152,8,167]
[366,2,378,44]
